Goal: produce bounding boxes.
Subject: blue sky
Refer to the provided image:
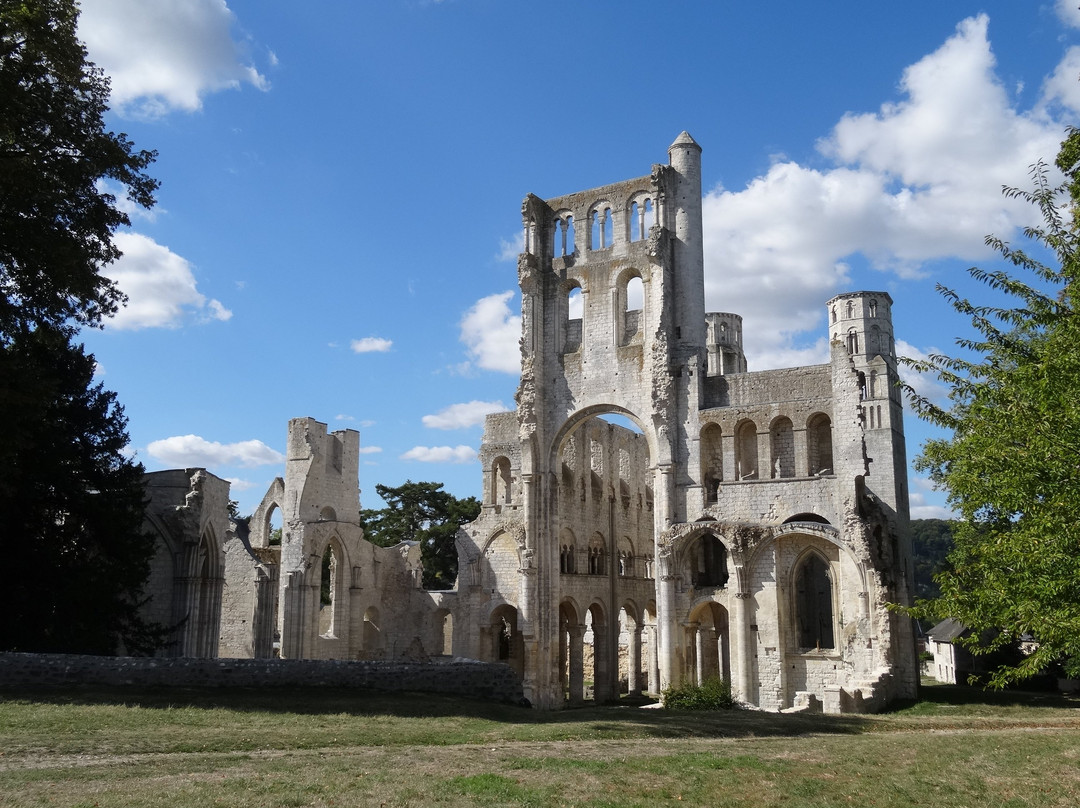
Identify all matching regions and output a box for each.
[75,0,1080,519]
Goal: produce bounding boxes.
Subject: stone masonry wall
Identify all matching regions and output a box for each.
[0,653,524,704]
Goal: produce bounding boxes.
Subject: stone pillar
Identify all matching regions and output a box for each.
[279,569,306,659]
[693,623,705,685]
[794,426,809,477]
[628,626,643,695]
[731,589,753,702]
[657,572,677,692]
[757,430,771,479]
[568,625,585,704]
[593,619,612,703]
[647,624,660,694]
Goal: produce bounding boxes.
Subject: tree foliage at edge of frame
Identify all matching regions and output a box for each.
[901,129,1080,686]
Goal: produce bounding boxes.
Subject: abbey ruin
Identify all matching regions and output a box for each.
[138,133,919,712]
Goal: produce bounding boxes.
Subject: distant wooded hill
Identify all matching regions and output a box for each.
[910,518,956,601]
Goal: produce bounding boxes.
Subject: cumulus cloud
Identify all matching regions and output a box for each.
[909,477,956,520]
[147,435,285,468]
[702,14,1065,370]
[496,233,522,263]
[1056,0,1080,29]
[225,477,257,492]
[1039,45,1080,117]
[351,337,393,353]
[400,445,478,464]
[422,400,509,430]
[895,339,952,409]
[78,0,269,118]
[104,232,231,329]
[459,291,521,374]
[358,446,383,455]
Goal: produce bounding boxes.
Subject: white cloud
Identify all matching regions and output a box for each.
[147,435,285,468]
[225,477,257,492]
[335,414,355,421]
[909,501,956,520]
[496,232,522,262]
[351,337,393,353]
[104,232,231,329]
[895,339,952,409]
[702,14,1065,370]
[1039,45,1080,117]
[1056,0,1080,29]
[78,0,269,118]
[358,446,383,455]
[400,445,478,463]
[422,400,509,430]
[909,477,955,520]
[459,291,521,374]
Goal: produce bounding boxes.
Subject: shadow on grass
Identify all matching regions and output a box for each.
[0,685,872,739]
[884,680,1080,713]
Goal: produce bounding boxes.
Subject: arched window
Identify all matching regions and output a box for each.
[700,423,723,502]
[560,528,577,574]
[629,196,654,241]
[847,328,859,355]
[795,553,834,650]
[588,533,606,575]
[320,543,337,637]
[619,274,644,346]
[807,413,833,475]
[736,420,758,480]
[564,285,583,353]
[690,533,728,587]
[770,417,795,478]
[618,536,634,577]
[492,456,512,504]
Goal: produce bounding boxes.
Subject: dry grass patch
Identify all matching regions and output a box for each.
[0,682,1077,807]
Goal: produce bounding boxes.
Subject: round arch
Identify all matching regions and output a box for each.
[548,404,662,472]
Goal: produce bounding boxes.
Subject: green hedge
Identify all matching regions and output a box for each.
[662,676,735,710]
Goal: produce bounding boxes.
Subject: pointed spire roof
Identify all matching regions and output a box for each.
[669,131,701,151]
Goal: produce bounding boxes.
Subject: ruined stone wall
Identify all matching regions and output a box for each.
[141,469,232,658]
[0,653,524,703]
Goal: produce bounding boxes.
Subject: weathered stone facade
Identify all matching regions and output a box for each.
[455,132,918,711]
[219,417,441,662]
[142,468,232,657]
[137,133,916,714]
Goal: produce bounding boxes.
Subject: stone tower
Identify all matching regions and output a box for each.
[458,133,918,711]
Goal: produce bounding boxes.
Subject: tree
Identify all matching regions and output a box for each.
[904,130,1080,686]
[1,0,157,337]
[0,327,159,653]
[0,1,162,653]
[360,481,481,590]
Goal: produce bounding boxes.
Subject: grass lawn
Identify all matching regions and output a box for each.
[0,681,1077,807]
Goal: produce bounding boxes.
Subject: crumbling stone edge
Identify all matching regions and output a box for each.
[0,652,525,705]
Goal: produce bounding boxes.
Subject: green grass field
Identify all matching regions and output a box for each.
[1,682,1077,807]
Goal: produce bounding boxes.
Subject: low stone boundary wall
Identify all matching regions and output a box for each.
[0,653,525,704]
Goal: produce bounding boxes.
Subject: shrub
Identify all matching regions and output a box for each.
[662,676,735,710]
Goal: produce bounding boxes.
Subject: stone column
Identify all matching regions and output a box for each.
[647,624,660,694]
[657,572,677,692]
[568,625,585,704]
[731,588,753,702]
[593,619,612,703]
[628,626,643,695]
[693,623,705,685]
[793,426,809,477]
